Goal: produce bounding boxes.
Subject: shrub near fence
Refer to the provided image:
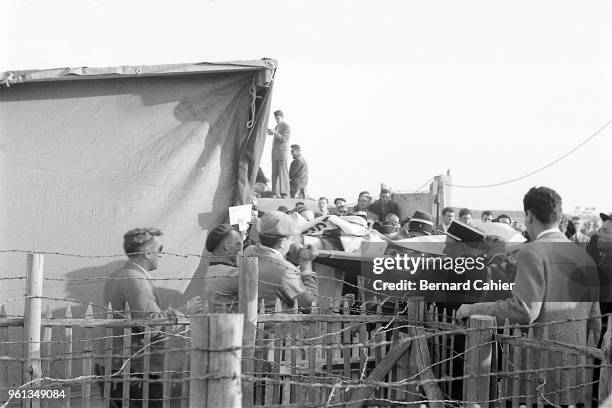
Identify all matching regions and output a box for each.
[2,253,612,407]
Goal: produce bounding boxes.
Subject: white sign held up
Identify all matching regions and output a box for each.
[229,204,253,231]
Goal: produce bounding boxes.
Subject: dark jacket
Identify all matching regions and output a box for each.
[289,156,308,187]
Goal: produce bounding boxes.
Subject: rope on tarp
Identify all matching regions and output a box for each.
[246,77,257,129]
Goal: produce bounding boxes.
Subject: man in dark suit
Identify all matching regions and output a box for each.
[457,187,601,403]
[267,110,291,197]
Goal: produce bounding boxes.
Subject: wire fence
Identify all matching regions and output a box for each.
[1,251,612,407]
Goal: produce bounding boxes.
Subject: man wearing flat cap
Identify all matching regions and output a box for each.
[244,210,319,312]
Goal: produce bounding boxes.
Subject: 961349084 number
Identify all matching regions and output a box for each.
[8,389,66,399]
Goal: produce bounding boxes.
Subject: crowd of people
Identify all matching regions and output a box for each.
[95,108,609,404]
[95,183,612,405]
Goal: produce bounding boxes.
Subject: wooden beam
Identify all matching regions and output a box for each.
[408,327,444,407]
[345,336,413,408]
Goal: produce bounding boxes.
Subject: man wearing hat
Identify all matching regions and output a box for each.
[244,210,319,311]
[406,210,434,238]
[456,187,601,402]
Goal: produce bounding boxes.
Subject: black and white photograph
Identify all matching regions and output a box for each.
[1,1,611,407]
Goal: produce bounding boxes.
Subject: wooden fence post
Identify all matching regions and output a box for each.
[463,315,495,407]
[207,314,244,408]
[24,252,44,408]
[190,313,244,408]
[190,314,210,408]
[238,256,259,408]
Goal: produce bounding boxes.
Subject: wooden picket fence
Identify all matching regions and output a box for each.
[2,252,612,407]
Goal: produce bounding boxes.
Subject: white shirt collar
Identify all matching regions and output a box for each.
[535,228,561,240]
[127,261,152,279]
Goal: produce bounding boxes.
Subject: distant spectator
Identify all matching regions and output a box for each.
[289,144,308,199]
[334,198,347,207]
[295,202,305,210]
[494,214,512,225]
[566,218,576,238]
[315,197,330,217]
[352,193,378,223]
[458,208,472,225]
[481,210,494,223]
[584,220,597,237]
[559,214,570,236]
[570,216,590,249]
[368,189,399,222]
[267,110,291,197]
[436,207,455,233]
[277,206,289,213]
[352,194,370,212]
[384,213,400,231]
[336,205,348,216]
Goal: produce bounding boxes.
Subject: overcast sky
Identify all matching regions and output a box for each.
[1,0,610,213]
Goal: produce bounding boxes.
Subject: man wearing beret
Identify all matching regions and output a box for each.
[457,187,601,402]
[244,210,319,312]
[183,224,244,313]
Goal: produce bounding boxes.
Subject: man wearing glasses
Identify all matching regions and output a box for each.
[99,228,203,407]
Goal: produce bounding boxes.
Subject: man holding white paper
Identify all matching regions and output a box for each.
[267,110,291,197]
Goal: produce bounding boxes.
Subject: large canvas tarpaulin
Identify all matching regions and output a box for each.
[0,60,276,317]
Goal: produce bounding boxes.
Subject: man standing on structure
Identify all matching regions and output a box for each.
[267,110,291,197]
[289,144,308,198]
